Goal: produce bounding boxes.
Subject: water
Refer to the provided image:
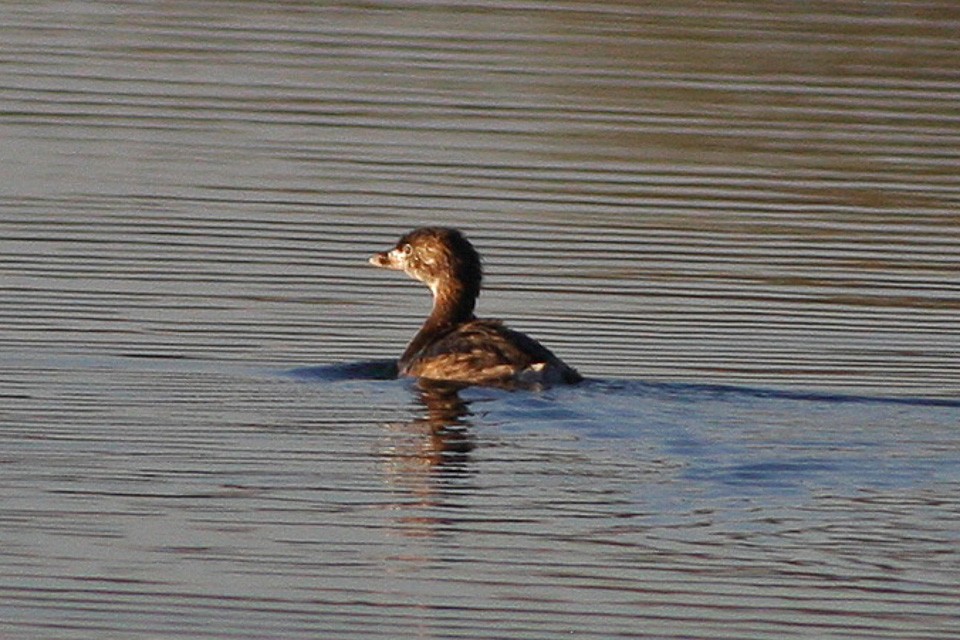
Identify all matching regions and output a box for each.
[2,1,960,638]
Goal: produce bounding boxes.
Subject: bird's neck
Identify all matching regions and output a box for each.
[400,279,477,367]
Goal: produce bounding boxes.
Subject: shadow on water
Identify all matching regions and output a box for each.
[288,359,400,382]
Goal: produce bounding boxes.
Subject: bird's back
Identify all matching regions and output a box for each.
[401,319,582,386]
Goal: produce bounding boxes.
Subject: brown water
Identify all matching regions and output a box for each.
[2,2,960,639]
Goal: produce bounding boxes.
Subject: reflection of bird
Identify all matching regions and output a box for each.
[414,381,475,469]
[381,382,475,480]
[370,227,582,386]
[379,381,476,539]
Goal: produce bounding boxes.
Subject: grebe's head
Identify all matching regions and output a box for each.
[369,227,482,299]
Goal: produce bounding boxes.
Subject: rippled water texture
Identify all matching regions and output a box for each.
[2,2,960,639]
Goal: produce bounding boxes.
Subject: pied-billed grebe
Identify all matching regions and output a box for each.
[369,227,582,386]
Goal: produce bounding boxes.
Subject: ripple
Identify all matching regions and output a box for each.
[3,1,960,638]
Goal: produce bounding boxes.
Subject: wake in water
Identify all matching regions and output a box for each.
[287,361,960,408]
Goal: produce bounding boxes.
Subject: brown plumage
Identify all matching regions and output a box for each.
[369,227,582,386]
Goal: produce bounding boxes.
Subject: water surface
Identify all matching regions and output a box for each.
[2,2,960,638]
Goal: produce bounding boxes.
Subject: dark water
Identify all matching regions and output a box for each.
[3,2,960,638]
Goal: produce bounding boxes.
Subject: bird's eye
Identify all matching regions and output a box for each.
[401,244,413,256]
